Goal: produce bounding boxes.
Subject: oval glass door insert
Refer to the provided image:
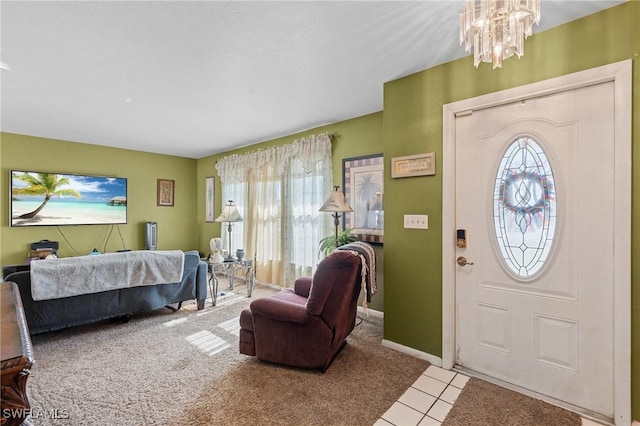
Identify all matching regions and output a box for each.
[493,136,557,279]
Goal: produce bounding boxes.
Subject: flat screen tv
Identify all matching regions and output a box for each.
[10,170,127,227]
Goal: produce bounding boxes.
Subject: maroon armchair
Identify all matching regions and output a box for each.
[239,250,363,371]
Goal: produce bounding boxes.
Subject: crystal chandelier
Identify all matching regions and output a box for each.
[459,0,541,69]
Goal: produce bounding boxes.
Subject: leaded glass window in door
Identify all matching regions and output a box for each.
[493,136,557,279]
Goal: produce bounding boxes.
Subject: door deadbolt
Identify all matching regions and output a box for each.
[457,256,474,266]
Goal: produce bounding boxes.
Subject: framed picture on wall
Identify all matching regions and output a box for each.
[157,179,175,207]
[391,152,436,178]
[205,176,215,222]
[342,153,384,244]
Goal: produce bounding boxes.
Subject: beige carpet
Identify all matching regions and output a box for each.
[442,377,582,426]
[27,285,585,426]
[27,286,429,425]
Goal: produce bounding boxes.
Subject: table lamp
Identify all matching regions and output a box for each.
[319,186,353,248]
[215,200,243,261]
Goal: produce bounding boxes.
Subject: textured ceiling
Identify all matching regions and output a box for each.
[0,1,625,159]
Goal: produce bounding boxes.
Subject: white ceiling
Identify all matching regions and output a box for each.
[0,1,624,159]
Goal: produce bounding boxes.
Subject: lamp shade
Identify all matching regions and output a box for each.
[319,187,353,213]
[215,200,243,222]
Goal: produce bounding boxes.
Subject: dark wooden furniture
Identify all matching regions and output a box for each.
[1,282,34,426]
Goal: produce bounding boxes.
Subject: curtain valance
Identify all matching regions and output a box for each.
[216,133,332,183]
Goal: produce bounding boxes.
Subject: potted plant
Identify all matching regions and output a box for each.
[318,229,358,258]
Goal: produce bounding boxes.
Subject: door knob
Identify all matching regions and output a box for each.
[457,256,474,266]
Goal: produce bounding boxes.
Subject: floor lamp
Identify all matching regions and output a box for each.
[215,200,243,262]
[319,186,353,248]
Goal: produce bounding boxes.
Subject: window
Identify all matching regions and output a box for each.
[216,134,333,286]
[493,136,557,279]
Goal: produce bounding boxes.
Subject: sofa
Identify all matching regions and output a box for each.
[239,250,363,371]
[2,250,207,335]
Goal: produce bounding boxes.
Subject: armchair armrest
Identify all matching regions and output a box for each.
[249,297,310,324]
[294,277,312,297]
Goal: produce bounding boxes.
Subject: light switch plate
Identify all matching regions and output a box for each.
[404,214,428,229]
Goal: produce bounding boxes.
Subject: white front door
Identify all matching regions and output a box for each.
[454,82,616,417]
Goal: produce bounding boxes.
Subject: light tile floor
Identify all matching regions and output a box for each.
[375,365,608,426]
[375,365,467,426]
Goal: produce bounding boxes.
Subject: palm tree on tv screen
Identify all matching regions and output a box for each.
[12,173,81,219]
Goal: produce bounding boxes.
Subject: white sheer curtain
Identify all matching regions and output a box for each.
[216,133,333,287]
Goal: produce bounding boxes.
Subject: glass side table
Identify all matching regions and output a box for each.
[206,258,255,306]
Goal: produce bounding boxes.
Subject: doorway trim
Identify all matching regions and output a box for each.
[441,60,631,425]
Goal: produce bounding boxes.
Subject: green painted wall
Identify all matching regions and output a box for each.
[1,133,199,263]
[382,2,639,418]
[196,112,385,311]
[0,2,637,417]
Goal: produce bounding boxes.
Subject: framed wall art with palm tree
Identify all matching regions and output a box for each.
[342,154,383,244]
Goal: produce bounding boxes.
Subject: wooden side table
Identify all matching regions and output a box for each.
[1,282,34,426]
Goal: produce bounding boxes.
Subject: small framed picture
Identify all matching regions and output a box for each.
[205,176,215,222]
[391,153,436,178]
[157,179,175,207]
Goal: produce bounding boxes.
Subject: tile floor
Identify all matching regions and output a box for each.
[375,365,468,426]
[374,365,606,426]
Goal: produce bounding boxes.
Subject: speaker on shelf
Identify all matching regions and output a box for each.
[145,221,157,251]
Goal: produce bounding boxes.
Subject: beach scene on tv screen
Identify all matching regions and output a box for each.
[11,171,127,226]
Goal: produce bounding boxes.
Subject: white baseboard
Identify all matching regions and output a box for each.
[381,339,443,367]
[357,306,384,318]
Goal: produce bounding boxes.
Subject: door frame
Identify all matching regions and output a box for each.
[441,60,631,425]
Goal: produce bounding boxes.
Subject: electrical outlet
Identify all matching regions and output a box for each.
[404,214,428,229]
